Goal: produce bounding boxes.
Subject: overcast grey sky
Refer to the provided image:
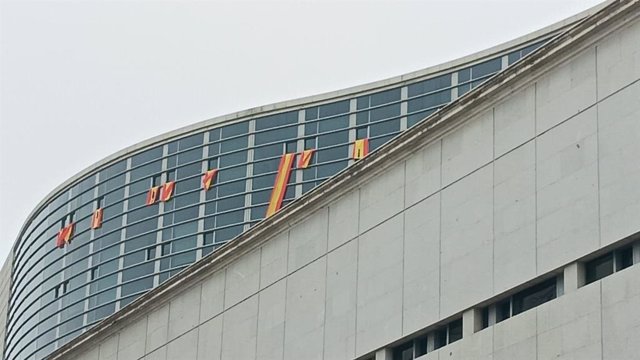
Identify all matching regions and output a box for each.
[0,0,603,263]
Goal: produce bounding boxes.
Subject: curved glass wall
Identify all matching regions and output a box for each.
[5,38,548,360]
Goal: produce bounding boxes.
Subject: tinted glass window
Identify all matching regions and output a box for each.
[255,111,297,131]
[585,253,614,284]
[512,278,556,315]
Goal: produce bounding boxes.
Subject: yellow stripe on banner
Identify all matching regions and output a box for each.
[266,153,296,217]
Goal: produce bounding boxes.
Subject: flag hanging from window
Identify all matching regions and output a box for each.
[91,208,103,229]
[298,149,315,169]
[202,169,218,190]
[352,138,369,159]
[146,186,160,205]
[161,181,175,202]
[56,223,74,248]
[266,153,296,217]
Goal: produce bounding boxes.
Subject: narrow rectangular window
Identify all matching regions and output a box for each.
[496,299,511,323]
[448,318,463,343]
[616,247,633,271]
[512,277,556,315]
[585,253,614,284]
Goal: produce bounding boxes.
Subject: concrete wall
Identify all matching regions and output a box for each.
[66,12,640,360]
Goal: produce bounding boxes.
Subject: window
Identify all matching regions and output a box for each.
[585,252,614,284]
[391,318,462,359]
[585,246,634,284]
[512,278,556,315]
[481,276,558,329]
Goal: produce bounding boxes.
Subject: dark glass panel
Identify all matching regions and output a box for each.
[318,115,348,132]
[215,225,244,243]
[305,106,319,121]
[317,145,348,163]
[178,133,204,150]
[219,151,247,167]
[217,210,244,227]
[318,130,348,147]
[255,125,297,145]
[220,137,247,153]
[448,318,463,343]
[318,100,349,117]
[585,253,614,284]
[131,146,162,167]
[370,119,400,137]
[255,111,297,131]
[317,161,348,179]
[254,143,282,161]
[218,165,246,182]
[221,121,249,138]
[512,278,556,315]
[217,180,246,197]
[407,90,451,113]
[471,58,501,79]
[370,88,401,107]
[370,103,400,122]
[408,74,451,97]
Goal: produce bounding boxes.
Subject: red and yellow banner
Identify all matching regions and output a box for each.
[202,169,218,190]
[160,181,175,202]
[146,186,160,205]
[298,149,315,169]
[352,138,369,159]
[91,208,103,229]
[266,153,296,217]
[56,223,74,248]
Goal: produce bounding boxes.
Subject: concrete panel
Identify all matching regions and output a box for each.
[601,265,640,360]
[166,328,198,360]
[404,141,441,208]
[199,270,225,323]
[536,47,597,134]
[441,165,493,316]
[536,284,602,360]
[324,240,358,360]
[284,258,326,360]
[146,303,169,353]
[493,142,536,293]
[144,347,166,360]
[442,109,493,186]
[536,108,599,273]
[494,85,536,157]
[596,20,640,100]
[288,208,328,273]
[196,316,222,360]
[72,347,99,360]
[220,296,258,360]
[356,214,403,356]
[493,311,536,360]
[116,317,146,360]
[259,231,289,289]
[328,190,360,251]
[167,284,201,341]
[437,328,493,360]
[98,334,118,360]
[359,163,405,233]
[597,82,640,246]
[256,280,286,360]
[402,194,440,335]
[224,249,260,309]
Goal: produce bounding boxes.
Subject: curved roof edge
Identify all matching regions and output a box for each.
[13,0,611,253]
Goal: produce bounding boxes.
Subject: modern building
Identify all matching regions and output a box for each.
[3,0,640,359]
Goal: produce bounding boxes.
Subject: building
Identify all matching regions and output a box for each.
[2,0,640,359]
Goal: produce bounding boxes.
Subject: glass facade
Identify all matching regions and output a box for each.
[5,38,549,360]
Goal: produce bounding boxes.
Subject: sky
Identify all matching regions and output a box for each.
[0,0,604,263]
